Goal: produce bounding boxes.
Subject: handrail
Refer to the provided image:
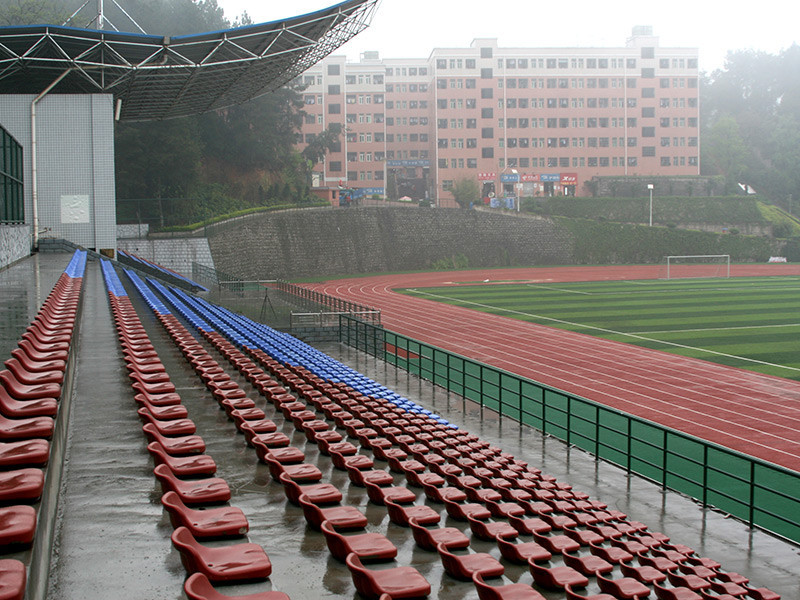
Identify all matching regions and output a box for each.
[278,281,381,325]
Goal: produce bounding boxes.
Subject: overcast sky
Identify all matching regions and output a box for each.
[218,0,797,72]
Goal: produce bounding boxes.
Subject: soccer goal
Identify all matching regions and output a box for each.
[664,255,730,279]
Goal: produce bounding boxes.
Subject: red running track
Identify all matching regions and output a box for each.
[310,264,800,473]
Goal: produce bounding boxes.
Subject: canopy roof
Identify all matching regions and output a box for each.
[0,0,377,121]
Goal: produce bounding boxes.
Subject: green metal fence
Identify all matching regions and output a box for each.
[339,314,800,544]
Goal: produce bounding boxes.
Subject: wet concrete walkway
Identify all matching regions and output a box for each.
[1,253,798,600]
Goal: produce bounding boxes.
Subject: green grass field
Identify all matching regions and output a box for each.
[400,276,800,381]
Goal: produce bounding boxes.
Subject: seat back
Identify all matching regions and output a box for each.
[170,526,202,570]
[297,494,323,528]
[472,571,502,600]
[344,553,375,596]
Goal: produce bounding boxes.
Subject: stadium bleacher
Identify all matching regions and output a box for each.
[0,251,793,599]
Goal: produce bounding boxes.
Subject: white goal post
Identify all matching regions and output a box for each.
[665,255,730,279]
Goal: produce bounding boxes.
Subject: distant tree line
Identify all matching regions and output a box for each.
[701,45,800,213]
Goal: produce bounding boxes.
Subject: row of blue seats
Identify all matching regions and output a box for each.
[163,285,453,427]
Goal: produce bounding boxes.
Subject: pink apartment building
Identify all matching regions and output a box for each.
[295,27,699,208]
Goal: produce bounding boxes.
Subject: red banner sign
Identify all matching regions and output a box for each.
[560,173,578,184]
[478,172,496,181]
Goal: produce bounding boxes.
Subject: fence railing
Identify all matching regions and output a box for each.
[338,314,800,545]
[278,281,381,326]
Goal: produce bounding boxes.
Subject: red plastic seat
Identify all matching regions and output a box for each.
[564,584,617,600]
[667,572,712,592]
[563,551,614,576]
[278,472,342,506]
[261,453,321,483]
[443,496,491,521]
[320,520,398,562]
[135,399,188,420]
[184,573,290,600]
[147,442,216,477]
[0,505,36,547]
[740,586,780,600]
[384,498,441,526]
[137,408,196,436]
[408,517,470,551]
[153,464,231,505]
[621,561,668,584]
[532,531,581,554]
[346,464,395,487]
[160,491,248,538]
[133,389,183,407]
[472,571,546,600]
[0,387,57,419]
[496,537,551,564]
[0,370,60,401]
[0,469,44,503]
[466,515,517,541]
[297,494,368,531]
[436,543,504,581]
[0,439,49,469]
[364,480,417,505]
[345,553,431,599]
[596,574,651,599]
[0,558,26,600]
[3,358,63,385]
[171,526,271,583]
[17,339,67,362]
[508,514,551,535]
[589,541,633,564]
[653,582,703,600]
[142,424,205,455]
[528,561,588,590]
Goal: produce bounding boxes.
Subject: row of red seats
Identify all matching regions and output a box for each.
[0,259,85,600]
[146,302,432,600]
[105,289,289,600]
[142,277,782,600]
[239,355,782,600]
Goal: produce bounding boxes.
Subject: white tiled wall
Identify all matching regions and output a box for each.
[0,94,117,251]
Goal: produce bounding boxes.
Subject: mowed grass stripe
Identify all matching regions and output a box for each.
[399,276,800,380]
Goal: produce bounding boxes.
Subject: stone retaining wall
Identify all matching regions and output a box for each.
[117,237,215,278]
[207,206,573,280]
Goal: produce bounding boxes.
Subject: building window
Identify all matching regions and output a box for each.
[641,47,655,59]
[481,127,494,138]
[480,47,493,58]
[481,147,494,158]
[327,64,340,75]
[328,103,341,114]
[481,68,493,78]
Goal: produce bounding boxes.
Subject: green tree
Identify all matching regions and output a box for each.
[301,124,342,167]
[0,0,69,25]
[702,116,749,193]
[451,178,480,208]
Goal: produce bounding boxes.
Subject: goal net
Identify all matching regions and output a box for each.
[664,255,730,279]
